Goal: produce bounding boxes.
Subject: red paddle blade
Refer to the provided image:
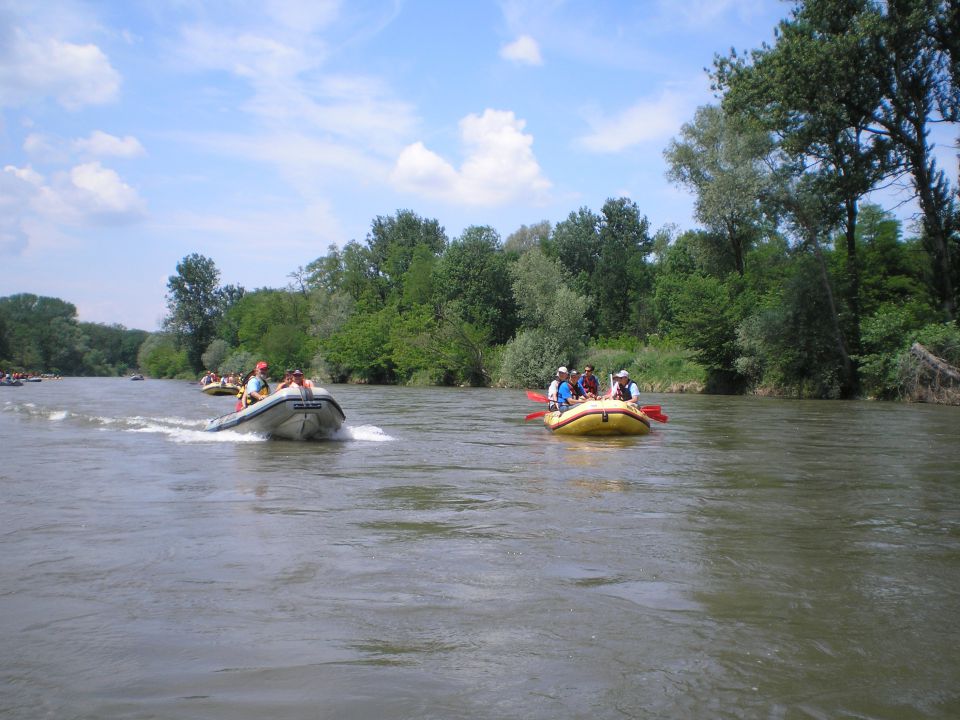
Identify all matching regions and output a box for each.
[526,390,549,403]
[524,410,548,421]
[645,411,668,423]
[640,405,661,414]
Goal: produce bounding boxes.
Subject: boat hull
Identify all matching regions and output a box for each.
[543,399,651,436]
[205,387,345,440]
[202,383,239,396]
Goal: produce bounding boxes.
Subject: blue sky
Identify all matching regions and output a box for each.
[1,1,952,331]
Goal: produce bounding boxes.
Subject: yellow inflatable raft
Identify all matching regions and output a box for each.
[202,383,240,396]
[543,399,652,436]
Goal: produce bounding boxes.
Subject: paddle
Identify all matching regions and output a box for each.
[641,406,669,423]
[526,390,550,403]
[524,410,549,421]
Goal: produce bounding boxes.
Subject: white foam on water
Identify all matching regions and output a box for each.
[48,410,69,421]
[127,415,202,428]
[332,423,395,442]
[125,424,266,443]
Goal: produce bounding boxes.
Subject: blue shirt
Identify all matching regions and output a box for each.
[557,381,578,408]
[246,376,267,395]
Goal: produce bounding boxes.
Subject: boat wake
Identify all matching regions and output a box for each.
[2,401,263,443]
[332,424,395,442]
[4,400,394,443]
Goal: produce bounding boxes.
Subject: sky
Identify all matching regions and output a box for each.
[1,0,954,332]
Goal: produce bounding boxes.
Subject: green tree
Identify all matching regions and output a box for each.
[714,0,958,318]
[596,197,652,337]
[201,339,231,373]
[549,207,602,296]
[163,254,222,373]
[228,289,313,372]
[0,294,84,372]
[366,210,448,304]
[665,105,780,277]
[137,333,192,378]
[436,225,518,344]
[321,306,397,383]
[504,220,551,256]
[774,170,861,395]
[855,204,935,316]
[79,322,148,374]
[501,249,589,386]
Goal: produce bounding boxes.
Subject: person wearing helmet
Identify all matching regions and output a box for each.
[241,361,271,407]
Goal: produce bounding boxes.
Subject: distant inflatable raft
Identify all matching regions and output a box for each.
[543,399,651,436]
[202,383,240,396]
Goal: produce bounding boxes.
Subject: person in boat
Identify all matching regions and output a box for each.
[579,365,600,399]
[200,371,213,386]
[291,369,313,388]
[241,361,271,407]
[610,369,641,406]
[547,366,569,411]
[560,370,587,407]
[274,369,295,390]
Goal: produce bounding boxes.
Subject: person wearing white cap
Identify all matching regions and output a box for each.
[547,366,568,411]
[558,369,587,408]
[610,369,641,406]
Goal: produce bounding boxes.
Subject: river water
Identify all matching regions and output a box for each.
[2,378,959,719]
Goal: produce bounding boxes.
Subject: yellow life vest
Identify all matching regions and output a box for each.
[243,377,270,407]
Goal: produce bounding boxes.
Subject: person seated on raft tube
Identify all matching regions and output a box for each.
[547,366,569,411]
[610,369,641,407]
[290,369,313,388]
[241,361,271,407]
[579,365,600,399]
[274,369,295,390]
[559,370,588,409]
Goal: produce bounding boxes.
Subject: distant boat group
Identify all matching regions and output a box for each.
[1,371,57,386]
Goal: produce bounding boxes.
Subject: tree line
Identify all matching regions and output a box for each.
[0,294,147,376]
[7,0,959,400]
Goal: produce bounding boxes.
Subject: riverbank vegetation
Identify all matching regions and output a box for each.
[0,294,146,376]
[3,1,957,402]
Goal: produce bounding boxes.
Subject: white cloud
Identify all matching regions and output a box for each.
[1,162,145,244]
[0,28,120,110]
[500,35,543,66]
[0,166,42,253]
[65,162,146,219]
[656,0,775,31]
[578,91,691,152]
[23,133,50,154]
[175,21,417,183]
[391,109,551,206]
[74,131,145,158]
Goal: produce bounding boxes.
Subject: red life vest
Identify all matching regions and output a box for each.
[581,374,599,395]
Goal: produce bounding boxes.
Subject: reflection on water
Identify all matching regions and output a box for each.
[1,379,959,719]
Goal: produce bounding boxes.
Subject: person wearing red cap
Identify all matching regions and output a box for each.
[241,361,271,407]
